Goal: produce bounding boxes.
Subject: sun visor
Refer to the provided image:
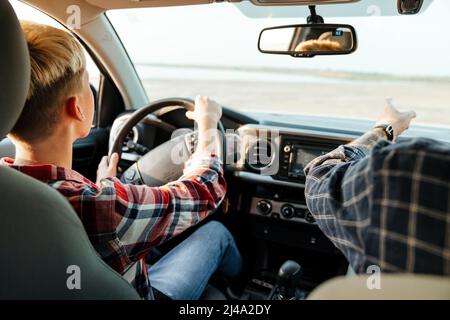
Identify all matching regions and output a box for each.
[85,0,217,9]
[240,0,434,18]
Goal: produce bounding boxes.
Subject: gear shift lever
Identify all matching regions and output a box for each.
[276,260,303,300]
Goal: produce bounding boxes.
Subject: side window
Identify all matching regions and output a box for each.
[10,0,101,125]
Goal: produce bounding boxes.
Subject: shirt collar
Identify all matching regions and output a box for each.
[0,157,92,185]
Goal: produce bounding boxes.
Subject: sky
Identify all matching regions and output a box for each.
[10,0,450,78]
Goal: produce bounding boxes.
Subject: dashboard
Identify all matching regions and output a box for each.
[112,108,450,264]
[110,112,352,236]
[228,124,352,245]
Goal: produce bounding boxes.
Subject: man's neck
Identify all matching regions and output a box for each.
[14,134,74,169]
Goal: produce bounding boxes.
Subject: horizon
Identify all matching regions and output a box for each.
[134,61,450,82]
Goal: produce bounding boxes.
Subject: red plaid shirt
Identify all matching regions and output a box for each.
[1,154,226,299]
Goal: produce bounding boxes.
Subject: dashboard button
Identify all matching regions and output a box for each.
[256,200,272,216]
[305,212,316,223]
[284,145,291,153]
[280,204,295,219]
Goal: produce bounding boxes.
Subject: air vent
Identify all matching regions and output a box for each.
[246,139,274,171]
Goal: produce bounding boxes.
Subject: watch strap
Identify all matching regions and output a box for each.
[373,124,394,141]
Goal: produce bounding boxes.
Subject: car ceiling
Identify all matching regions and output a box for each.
[21,0,435,22]
[22,0,363,12]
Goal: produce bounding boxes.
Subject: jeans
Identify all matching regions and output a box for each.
[147,221,243,300]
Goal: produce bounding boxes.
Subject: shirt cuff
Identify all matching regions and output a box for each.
[343,145,370,160]
[304,145,368,176]
[183,152,222,175]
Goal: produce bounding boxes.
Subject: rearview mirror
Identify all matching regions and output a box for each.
[258,24,357,57]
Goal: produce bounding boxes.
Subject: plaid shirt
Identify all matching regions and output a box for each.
[304,138,450,276]
[1,153,226,299]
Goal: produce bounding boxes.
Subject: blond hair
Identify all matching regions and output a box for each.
[10,21,86,142]
[295,39,343,52]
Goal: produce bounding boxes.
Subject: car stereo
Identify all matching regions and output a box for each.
[277,137,336,181]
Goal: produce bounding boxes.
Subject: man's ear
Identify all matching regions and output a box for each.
[65,96,86,122]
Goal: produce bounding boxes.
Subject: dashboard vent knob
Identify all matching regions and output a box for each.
[256,200,272,216]
[280,204,295,219]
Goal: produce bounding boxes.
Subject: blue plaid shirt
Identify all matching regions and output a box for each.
[304,138,450,276]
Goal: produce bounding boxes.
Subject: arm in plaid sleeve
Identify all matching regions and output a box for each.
[304,128,388,271]
[98,153,226,262]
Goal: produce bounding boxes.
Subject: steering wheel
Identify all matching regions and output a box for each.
[109,98,226,187]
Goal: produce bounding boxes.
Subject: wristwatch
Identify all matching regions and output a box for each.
[373,124,394,141]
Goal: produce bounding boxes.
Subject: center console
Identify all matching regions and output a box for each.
[240,260,309,300]
[248,135,339,229]
[232,128,349,300]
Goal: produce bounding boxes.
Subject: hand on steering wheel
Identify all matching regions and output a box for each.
[186,96,223,156]
[186,96,222,127]
[109,97,225,187]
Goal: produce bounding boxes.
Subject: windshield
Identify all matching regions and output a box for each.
[108,1,450,127]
